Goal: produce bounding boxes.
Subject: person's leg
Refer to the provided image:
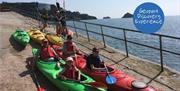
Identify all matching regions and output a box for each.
[40,22,47,32]
[56,23,59,36]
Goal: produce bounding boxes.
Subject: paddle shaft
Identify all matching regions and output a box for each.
[32,56,45,91]
[32,71,41,88]
[50,47,62,60]
[104,64,114,84]
[104,64,110,75]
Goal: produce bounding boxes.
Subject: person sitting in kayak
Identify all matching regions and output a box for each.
[39,39,61,68]
[62,35,81,58]
[86,47,105,71]
[57,57,81,80]
[40,39,58,62]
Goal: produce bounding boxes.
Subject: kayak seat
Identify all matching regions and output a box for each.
[107,67,114,72]
[80,74,87,81]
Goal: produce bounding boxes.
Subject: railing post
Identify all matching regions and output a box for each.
[100,26,106,48]
[85,23,90,42]
[73,20,78,38]
[159,35,164,71]
[123,29,129,57]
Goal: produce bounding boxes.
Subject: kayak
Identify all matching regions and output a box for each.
[32,48,107,91]
[28,29,45,44]
[51,47,160,91]
[46,33,64,46]
[12,28,30,46]
[74,56,160,91]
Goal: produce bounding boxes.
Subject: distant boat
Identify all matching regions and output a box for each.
[103,16,111,19]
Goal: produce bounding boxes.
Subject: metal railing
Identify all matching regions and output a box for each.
[67,20,180,73]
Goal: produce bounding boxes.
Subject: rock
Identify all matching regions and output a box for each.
[0,2,97,20]
[122,12,133,18]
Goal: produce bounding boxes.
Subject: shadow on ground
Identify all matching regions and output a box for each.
[29,40,41,49]
[19,57,59,91]
[9,35,26,51]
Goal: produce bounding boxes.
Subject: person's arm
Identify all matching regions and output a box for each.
[57,67,67,79]
[98,56,105,65]
[92,66,106,70]
[73,43,82,55]
[91,56,106,70]
[62,43,67,52]
[75,67,81,80]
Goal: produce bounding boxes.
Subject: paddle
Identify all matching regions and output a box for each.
[56,2,61,11]
[104,64,117,84]
[32,71,46,91]
[32,48,46,91]
[50,46,65,65]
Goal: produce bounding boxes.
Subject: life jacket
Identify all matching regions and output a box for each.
[63,64,76,79]
[64,41,74,52]
[40,46,55,59]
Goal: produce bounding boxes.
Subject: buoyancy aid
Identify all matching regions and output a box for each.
[40,46,55,59]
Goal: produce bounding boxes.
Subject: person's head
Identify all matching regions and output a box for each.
[67,35,73,41]
[55,10,60,15]
[42,39,49,47]
[66,57,74,66]
[92,47,99,56]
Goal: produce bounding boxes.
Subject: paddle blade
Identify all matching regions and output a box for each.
[38,87,45,91]
[85,82,107,89]
[56,2,60,10]
[106,75,117,84]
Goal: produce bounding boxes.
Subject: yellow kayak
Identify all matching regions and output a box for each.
[28,29,45,44]
[46,33,64,46]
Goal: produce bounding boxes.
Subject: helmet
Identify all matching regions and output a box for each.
[66,57,73,62]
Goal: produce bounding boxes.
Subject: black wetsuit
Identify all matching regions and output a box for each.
[86,54,102,69]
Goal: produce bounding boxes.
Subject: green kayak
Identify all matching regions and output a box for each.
[12,29,30,46]
[32,48,106,91]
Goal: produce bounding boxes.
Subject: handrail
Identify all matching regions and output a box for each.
[67,19,180,73]
[72,20,180,40]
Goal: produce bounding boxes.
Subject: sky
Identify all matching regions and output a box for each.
[1,0,180,19]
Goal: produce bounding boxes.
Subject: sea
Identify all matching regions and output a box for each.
[66,16,180,72]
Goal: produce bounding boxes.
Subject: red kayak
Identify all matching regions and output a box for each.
[74,55,160,91]
[51,45,160,91]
